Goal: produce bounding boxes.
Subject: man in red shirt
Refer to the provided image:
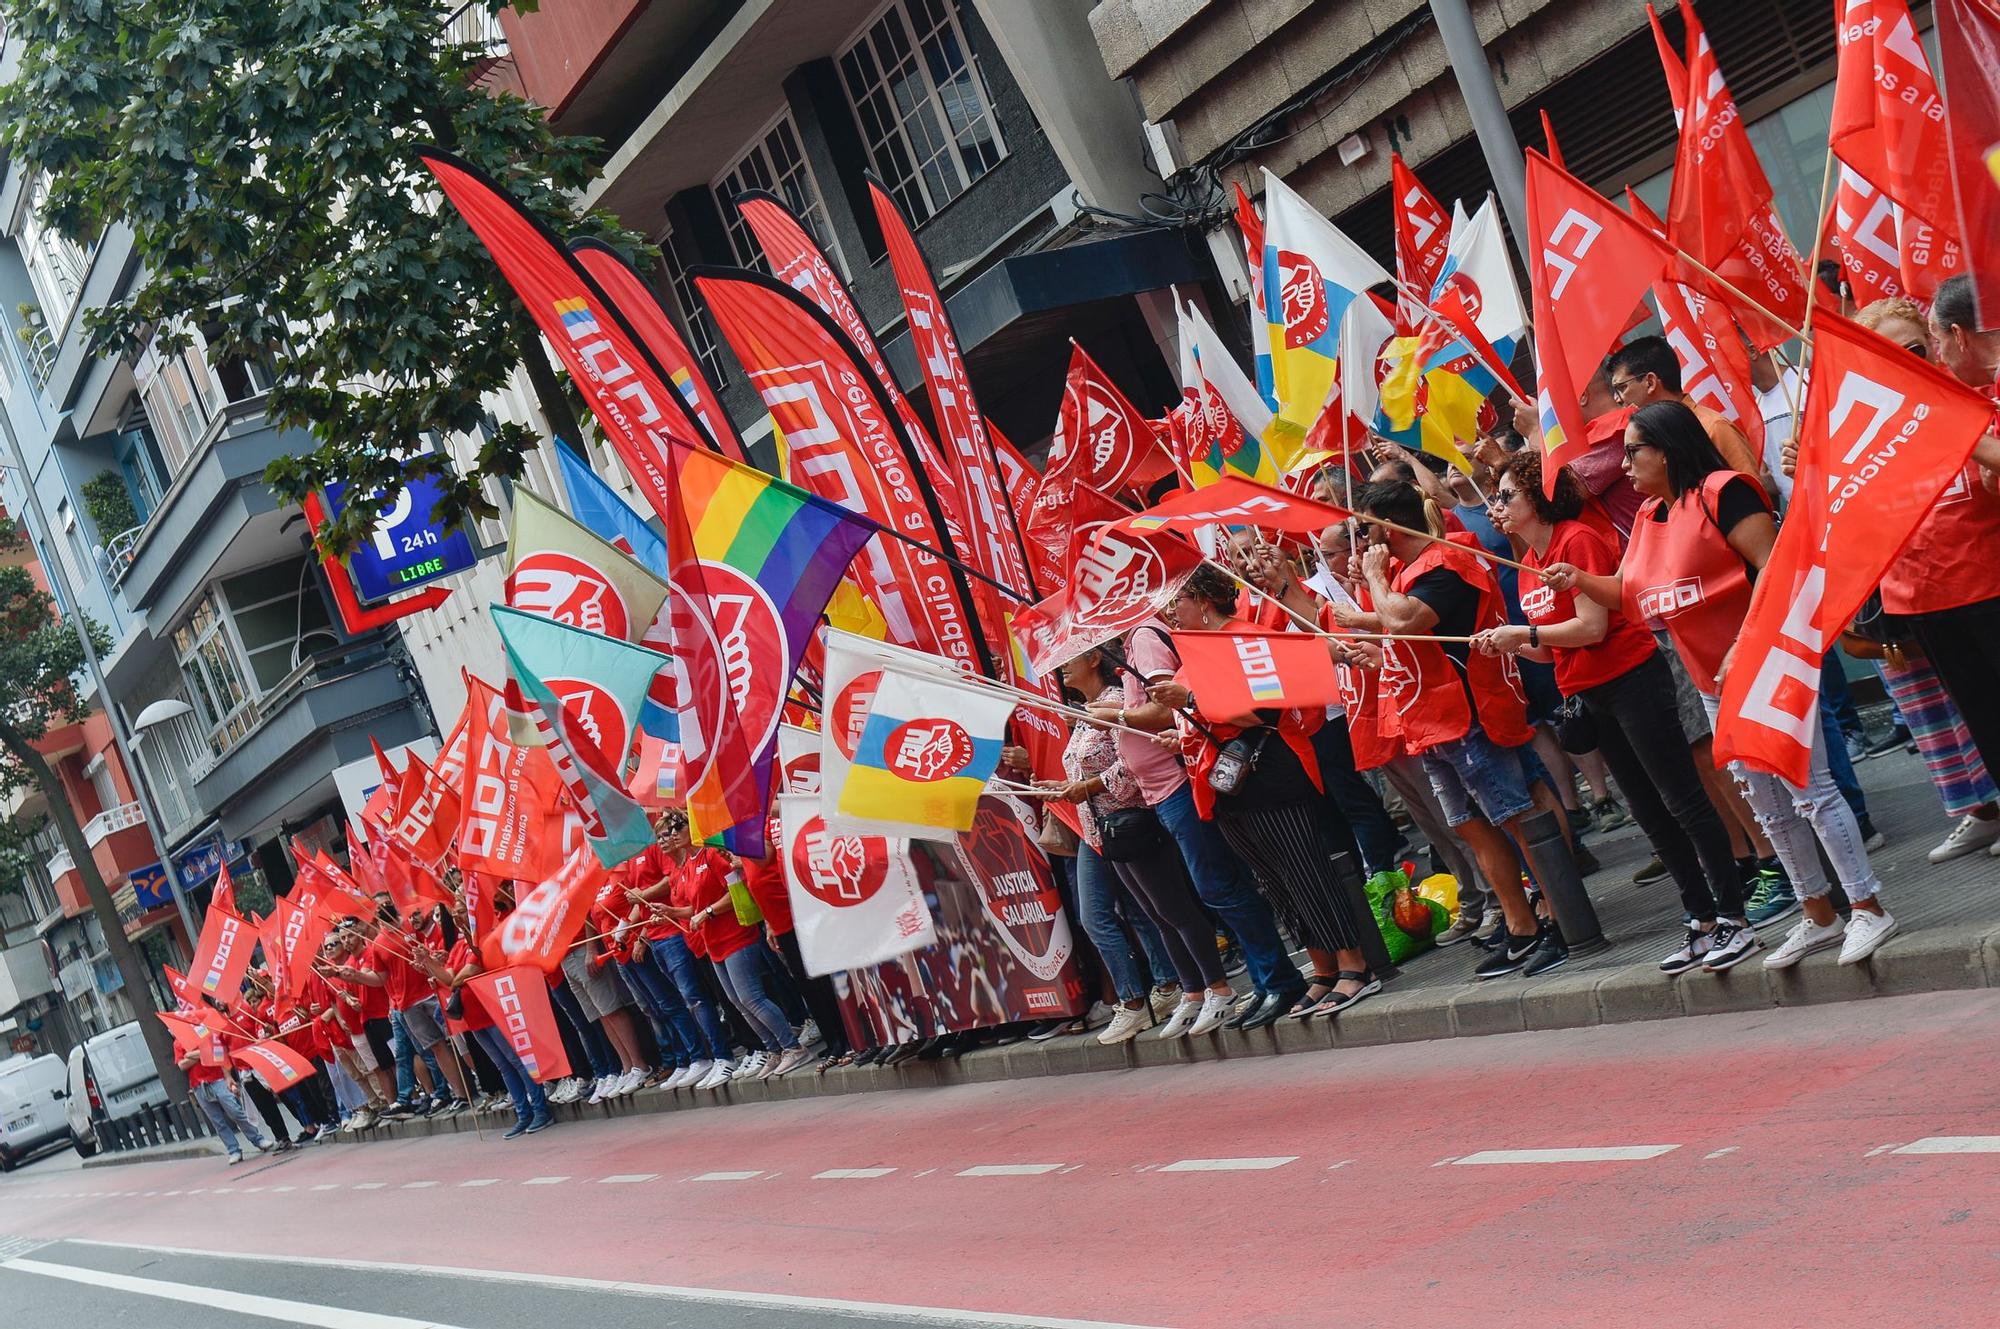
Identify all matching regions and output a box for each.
[327,904,469,1117]
[623,813,735,1089]
[176,1003,272,1164]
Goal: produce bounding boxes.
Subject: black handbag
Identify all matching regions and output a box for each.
[1091,799,1165,862]
[1555,695,1599,755]
[1207,727,1270,796]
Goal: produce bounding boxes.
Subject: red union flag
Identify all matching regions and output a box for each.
[456,680,578,883]
[1066,522,1203,633]
[1047,345,1157,497]
[464,965,571,1083]
[777,794,934,976]
[1121,475,1353,537]
[1527,153,1671,489]
[1715,314,1996,783]
[1938,0,2000,326]
[187,905,253,1007]
[158,1012,226,1067]
[273,897,331,1004]
[479,846,606,972]
[694,268,987,673]
[1174,629,1341,715]
[234,1039,316,1091]
[1829,0,1961,301]
[1391,153,1451,332]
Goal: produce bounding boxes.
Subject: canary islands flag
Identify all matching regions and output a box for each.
[1260,169,1392,447]
[837,666,1018,840]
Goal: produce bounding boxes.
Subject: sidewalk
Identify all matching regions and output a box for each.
[330,742,2000,1144]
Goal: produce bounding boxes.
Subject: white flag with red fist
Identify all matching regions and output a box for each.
[777,794,934,976]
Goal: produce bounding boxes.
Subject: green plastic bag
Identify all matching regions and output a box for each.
[1365,869,1446,964]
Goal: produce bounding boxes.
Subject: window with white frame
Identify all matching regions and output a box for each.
[171,589,258,755]
[655,223,731,388]
[132,325,277,475]
[714,113,846,276]
[838,0,1005,226]
[169,558,339,757]
[16,174,91,328]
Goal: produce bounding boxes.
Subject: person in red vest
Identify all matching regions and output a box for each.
[1352,479,1563,980]
[1543,400,1895,969]
[1475,450,1758,974]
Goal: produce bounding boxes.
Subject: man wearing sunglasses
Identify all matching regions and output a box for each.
[1606,336,1773,496]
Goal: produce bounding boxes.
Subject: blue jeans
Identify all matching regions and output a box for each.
[1153,783,1296,997]
[646,933,732,1061]
[470,1024,548,1123]
[1075,845,1157,1002]
[1423,731,1537,828]
[546,977,621,1080]
[619,957,701,1068]
[390,1008,446,1102]
[715,945,800,1052]
[1820,655,1870,822]
[192,1079,268,1157]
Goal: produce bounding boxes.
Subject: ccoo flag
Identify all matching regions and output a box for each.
[491,604,671,867]
[464,965,572,1083]
[187,904,254,1008]
[837,665,1018,840]
[234,1040,317,1091]
[1173,629,1342,715]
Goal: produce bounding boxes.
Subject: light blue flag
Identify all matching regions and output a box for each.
[553,440,668,577]
[491,604,670,868]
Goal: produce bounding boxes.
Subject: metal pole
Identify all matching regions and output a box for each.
[1428,0,1531,266]
[0,418,200,944]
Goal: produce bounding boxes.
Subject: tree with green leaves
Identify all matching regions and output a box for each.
[0,0,649,554]
[0,517,181,1091]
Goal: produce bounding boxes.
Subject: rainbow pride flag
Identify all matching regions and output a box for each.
[676,448,877,854]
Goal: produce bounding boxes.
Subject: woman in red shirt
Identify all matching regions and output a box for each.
[1544,400,1895,970]
[1476,450,1757,973]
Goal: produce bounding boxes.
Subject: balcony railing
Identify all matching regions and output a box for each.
[103,524,145,581]
[443,1,508,52]
[47,847,73,879]
[82,800,145,847]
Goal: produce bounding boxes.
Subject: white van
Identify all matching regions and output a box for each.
[0,1053,71,1170]
[65,1022,169,1158]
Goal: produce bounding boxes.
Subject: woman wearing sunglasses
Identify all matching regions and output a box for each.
[1472,451,1758,973]
[1542,401,1896,971]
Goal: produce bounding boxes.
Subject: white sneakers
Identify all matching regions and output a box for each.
[1152,1000,1199,1041]
[1186,989,1233,1037]
[696,1059,736,1091]
[1838,908,1898,965]
[612,1067,646,1097]
[772,1047,813,1077]
[1930,813,2000,863]
[737,1051,771,1080]
[679,1059,714,1090]
[1147,985,1183,1024]
[1762,907,1899,968]
[1098,1003,1150,1045]
[585,1076,613,1105]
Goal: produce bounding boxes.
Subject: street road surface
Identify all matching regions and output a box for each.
[3,990,1998,1328]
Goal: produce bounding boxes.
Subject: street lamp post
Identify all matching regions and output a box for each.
[1428,0,1531,267]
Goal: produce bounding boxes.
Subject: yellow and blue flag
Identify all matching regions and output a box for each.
[1178,299,1291,485]
[1260,170,1392,447]
[836,665,1018,840]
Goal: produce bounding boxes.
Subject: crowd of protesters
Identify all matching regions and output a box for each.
[174,271,2000,1161]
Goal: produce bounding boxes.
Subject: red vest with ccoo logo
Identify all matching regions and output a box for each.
[1382,537,1532,754]
[1620,470,1757,696]
[1321,598,1398,770]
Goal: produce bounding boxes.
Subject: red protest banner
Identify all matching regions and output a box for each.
[1122,475,1353,536]
[478,847,605,973]
[186,906,254,1008]
[233,1039,317,1092]
[1172,629,1342,715]
[464,966,571,1083]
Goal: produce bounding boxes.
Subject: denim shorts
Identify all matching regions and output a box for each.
[1422,729,1537,828]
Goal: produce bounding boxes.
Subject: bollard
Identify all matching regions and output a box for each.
[1519,809,1606,953]
[1330,849,1399,980]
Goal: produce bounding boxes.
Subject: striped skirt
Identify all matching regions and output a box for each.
[1881,656,1998,818]
[1212,801,1364,955]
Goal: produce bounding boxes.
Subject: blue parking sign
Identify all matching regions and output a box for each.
[322,465,479,603]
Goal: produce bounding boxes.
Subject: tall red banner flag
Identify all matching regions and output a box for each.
[1526,152,1672,489]
[1937,0,2000,328]
[1715,314,1996,783]
[1627,190,1763,454]
[419,150,757,841]
[692,267,986,676]
[867,179,1036,602]
[465,966,572,1083]
[1390,153,1451,333]
[187,906,254,1007]
[568,237,745,459]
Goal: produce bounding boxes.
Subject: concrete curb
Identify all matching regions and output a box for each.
[83,1140,224,1168]
[320,919,2000,1146]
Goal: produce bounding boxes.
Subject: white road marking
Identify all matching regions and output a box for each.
[458,1180,499,1188]
[1430,1157,1458,1167]
[522,1176,568,1185]
[271,1186,296,1193]
[690,1170,763,1182]
[598,1174,657,1184]
[957,1164,1063,1177]
[913,1168,938,1178]
[400,1182,438,1189]
[310,1184,341,1192]
[3,1256,477,1328]
[1453,1146,1680,1165]
[351,1182,385,1190]
[1327,1160,1354,1170]
[63,1240,1173,1329]
[1892,1136,2000,1155]
[814,1168,896,1180]
[1865,1144,1900,1158]
[1157,1157,1297,1173]
[1703,1148,1739,1160]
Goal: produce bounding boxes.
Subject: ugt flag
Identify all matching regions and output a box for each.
[837,665,1018,840]
[464,965,572,1083]
[492,604,669,867]
[777,793,935,976]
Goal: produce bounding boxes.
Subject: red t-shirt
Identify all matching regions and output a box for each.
[445,938,493,1032]
[365,937,431,1012]
[740,855,792,935]
[1519,521,1656,695]
[621,845,680,942]
[670,847,759,962]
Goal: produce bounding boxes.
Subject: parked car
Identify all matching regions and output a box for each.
[64,1022,169,1159]
[0,1053,71,1171]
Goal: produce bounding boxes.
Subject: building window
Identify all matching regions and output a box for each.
[54,497,93,596]
[838,0,1005,226]
[172,589,257,754]
[655,223,730,389]
[218,557,336,693]
[714,113,846,276]
[16,174,91,330]
[132,324,277,475]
